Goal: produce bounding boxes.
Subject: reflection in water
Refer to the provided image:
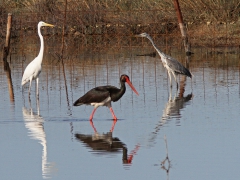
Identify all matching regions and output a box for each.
[149,81,193,144]
[75,120,123,154]
[162,90,193,121]
[3,60,14,102]
[160,135,171,180]
[162,77,193,123]
[22,99,55,179]
[150,91,193,143]
[75,120,139,165]
[1,38,240,179]
[122,144,140,165]
[145,81,192,179]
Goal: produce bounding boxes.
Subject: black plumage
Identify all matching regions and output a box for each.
[73,74,139,120]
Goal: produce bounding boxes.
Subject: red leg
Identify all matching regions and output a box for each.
[89,120,97,133]
[127,144,140,164]
[89,108,97,121]
[109,107,117,120]
[110,119,117,132]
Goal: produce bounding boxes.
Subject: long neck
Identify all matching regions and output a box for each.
[37,25,44,64]
[111,81,126,102]
[119,81,126,96]
[146,35,166,58]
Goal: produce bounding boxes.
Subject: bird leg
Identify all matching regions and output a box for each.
[36,77,39,98]
[167,71,172,88]
[172,73,178,90]
[89,120,97,133]
[110,119,117,132]
[168,88,173,102]
[37,98,40,115]
[109,107,117,120]
[28,78,32,96]
[89,108,97,121]
[28,96,32,108]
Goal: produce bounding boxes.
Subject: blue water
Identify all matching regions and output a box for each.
[0,46,240,180]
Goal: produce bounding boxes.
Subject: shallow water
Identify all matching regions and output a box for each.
[0,42,240,180]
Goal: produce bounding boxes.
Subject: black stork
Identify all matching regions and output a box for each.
[73,74,139,121]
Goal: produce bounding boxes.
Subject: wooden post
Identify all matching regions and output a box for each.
[3,13,12,64]
[61,0,67,59]
[2,13,14,102]
[5,13,12,48]
[173,0,191,56]
[3,13,12,66]
[5,61,15,102]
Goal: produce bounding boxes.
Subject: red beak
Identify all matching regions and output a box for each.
[126,78,139,96]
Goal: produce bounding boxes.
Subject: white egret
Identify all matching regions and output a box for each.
[21,21,54,97]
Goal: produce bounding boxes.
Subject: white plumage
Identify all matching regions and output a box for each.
[22,21,54,97]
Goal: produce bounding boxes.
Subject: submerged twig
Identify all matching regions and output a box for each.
[59,0,71,114]
[161,135,171,174]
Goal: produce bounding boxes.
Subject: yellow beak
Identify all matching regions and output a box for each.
[44,22,54,27]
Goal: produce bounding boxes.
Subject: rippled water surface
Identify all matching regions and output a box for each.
[0,40,240,180]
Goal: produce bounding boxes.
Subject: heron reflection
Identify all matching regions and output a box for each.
[149,89,193,144]
[22,99,55,179]
[162,90,193,121]
[75,120,139,165]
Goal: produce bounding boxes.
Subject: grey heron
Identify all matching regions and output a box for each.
[135,32,192,89]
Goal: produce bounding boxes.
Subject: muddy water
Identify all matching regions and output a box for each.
[0,40,240,180]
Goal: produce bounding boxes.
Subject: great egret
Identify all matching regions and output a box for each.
[135,32,192,89]
[73,74,139,121]
[21,21,54,97]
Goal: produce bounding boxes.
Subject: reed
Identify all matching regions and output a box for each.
[1,0,240,28]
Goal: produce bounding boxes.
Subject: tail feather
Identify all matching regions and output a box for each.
[73,99,83,106]
[21,78,28,86]
[185,68,192,78]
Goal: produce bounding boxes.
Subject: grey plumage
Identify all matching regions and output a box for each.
[136,32,192,88]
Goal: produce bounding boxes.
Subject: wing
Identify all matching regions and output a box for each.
[164,55,192,77]
[103,85,120,94]
[102,85,122,102]
[73,86,111,106]
[21,59,41,86]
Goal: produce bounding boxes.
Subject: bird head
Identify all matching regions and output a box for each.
[120,74,129,82]
[120,75,139,96]
[135,32,149,38]
[38,21,54,28]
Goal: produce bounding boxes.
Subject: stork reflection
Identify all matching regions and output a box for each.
[22,99,55,179]
[75,120,139,165]
[75,120,122,153]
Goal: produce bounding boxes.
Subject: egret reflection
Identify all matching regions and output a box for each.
[22,99,55,179]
